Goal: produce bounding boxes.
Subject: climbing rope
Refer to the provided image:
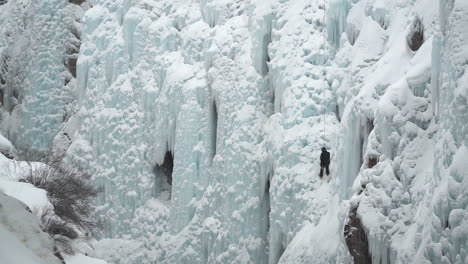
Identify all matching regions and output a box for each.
[322,0,327,145]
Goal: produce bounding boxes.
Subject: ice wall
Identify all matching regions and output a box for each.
[336,0,468,263]
[0,0,88,151]
[426,1,468,263]
[1,0,467,263]
[334,0,436,189]
[337,0,438,261]
[266,0,346,263]
[67,0,468,262]
[64,0,350,263]
[68,1,271,262]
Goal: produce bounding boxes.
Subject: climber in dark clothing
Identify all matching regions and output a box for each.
[320,147,330,178]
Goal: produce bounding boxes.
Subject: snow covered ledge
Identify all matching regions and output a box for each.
[0,191,62,264]
[0,132,14,158]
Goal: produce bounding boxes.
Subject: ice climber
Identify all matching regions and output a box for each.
[319,147,330,178]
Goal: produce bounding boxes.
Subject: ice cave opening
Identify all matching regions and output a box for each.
[153,151,174,197]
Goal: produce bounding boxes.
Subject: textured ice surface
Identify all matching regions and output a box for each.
[0,0,81,150]
[339,0,468,263]
[0,0,89,153]
[65,0,345,263]
[0,0,467,263]
[65,0,468,262]
[427,1,468,263]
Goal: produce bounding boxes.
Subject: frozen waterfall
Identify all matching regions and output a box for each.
[0,0,467,263]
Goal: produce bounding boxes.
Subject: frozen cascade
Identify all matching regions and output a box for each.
[0,0,87,151]
[428,1,468,263]
[65,0,346,262]
[327,0,352,48]
[67,1,275,262]
[0,0,468,263]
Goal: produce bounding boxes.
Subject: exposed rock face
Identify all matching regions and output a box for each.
[344,207,372,264]
[407,17,424,51]
[367,157,377,169]
[65,27,81,79]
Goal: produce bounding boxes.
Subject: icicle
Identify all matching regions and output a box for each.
[431,33,443,119]
[327,0,352,48]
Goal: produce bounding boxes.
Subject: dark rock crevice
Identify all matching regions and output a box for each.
[261,30,272,77]
[344,206,372,264]
[65,20,81,78]
[210,100,218,161]
[366,118,374,135]
[68,0,85,5]
[367,157,378,169]
[407,17,424,51]
[264,177,271,261]
[335,104,341,122]
[0,55,8,86]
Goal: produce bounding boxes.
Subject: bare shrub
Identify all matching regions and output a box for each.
[40,210,76,254]
[23,151,100,232]
[41,210,79,240]
[21,149,101,254]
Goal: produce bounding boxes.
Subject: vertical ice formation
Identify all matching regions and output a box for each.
[338,0,468,263]
[427,1,468,263]
[0,0,88,151]
[1,0,467,263]
[68,1,271,262]
[267,0,346,263]
[66,0,349,262]
[327,0,352,48]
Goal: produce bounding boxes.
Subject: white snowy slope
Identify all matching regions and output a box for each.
[0,136,50,212]
[0,191,61,264]
[64,253,108,264]
[0,0,467,263]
